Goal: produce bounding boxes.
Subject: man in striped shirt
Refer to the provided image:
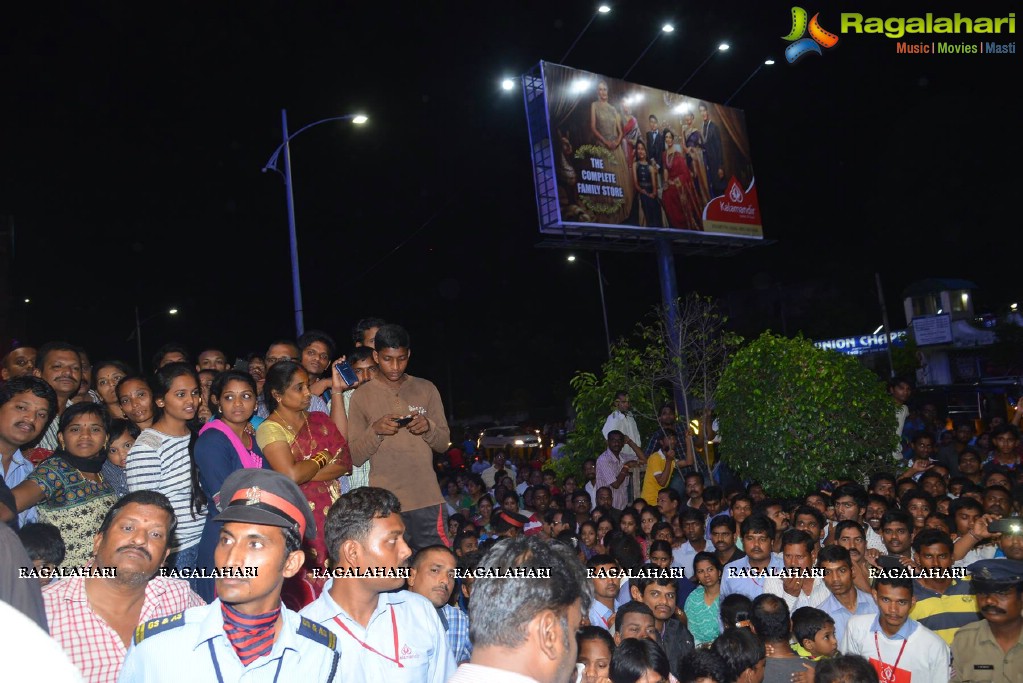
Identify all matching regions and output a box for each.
[909,528,979,645]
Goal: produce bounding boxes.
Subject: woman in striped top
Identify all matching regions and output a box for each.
[125,363,206,582]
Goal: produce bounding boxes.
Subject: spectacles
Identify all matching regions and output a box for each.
[266,356,298,364]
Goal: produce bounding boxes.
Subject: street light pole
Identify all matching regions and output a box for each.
[263,110,368,339]
[595,252,611,358]
[280,109,305,338]
[568,254,612,359]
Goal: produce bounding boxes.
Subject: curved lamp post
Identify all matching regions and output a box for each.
[263,110,368,337]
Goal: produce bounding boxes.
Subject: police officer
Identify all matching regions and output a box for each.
[118,469,340,682]
[949,558,1023,683]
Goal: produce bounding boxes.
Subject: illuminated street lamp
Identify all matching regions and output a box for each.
[567,253,611,358]
[130,307,180,373]
[263,111,368,336]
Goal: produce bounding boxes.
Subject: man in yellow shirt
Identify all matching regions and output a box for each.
[641,432,678,506]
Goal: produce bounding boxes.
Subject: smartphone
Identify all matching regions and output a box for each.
[395,415,414,427]
[335,361,360,386]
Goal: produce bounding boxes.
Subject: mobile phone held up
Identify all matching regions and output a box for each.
[394,415,414,427]
[335,361,360,387]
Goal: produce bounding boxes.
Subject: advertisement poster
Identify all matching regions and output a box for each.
[536,61,763,240]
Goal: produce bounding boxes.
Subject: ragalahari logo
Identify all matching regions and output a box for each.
[783,7,839,63]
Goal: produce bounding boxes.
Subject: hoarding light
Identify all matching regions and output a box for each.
[718,43,730,51]
[598,4,611,13]
[567,255,577,262]
[764,58,776,65]
[662,24,675,33]
[501,78,516,91]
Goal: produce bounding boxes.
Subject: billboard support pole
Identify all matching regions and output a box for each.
[655,238,689,420]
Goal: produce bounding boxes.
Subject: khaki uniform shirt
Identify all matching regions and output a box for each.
[950,619,1023,683]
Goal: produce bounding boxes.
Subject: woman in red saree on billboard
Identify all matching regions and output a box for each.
[661,129,703,231]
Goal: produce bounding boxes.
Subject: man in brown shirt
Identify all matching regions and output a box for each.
[348,324,451,549]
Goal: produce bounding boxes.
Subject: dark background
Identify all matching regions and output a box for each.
[2,1,1019,422]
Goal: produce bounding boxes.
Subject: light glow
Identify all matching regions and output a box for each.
[662,24,675,33]
[351,115,368,125]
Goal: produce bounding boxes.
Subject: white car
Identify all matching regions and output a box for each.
[477,426,543,451]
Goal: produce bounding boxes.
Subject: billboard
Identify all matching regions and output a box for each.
[523,62,763,241]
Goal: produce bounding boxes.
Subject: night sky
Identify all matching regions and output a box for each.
[2,1,1019,422]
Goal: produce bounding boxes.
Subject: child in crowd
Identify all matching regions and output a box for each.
[577,625,614,683]
[101,418,140,499]
[16,522,66,588]
[792,606,838,661]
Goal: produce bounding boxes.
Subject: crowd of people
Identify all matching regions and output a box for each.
[1,333,1022,683]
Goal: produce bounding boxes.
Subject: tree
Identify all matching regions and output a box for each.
[555,342,668,482]
[717,332,898,497]
[639,293,741,470]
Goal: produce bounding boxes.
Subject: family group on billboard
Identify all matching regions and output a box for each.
[548,62,752,234]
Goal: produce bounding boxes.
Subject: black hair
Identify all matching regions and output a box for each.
[282,526,302,555]
[832,483,868,509]
[888,375,912,391]
[709,514,736,534]
[264,339,299,360]
[815,655,880,683]
[35,341,81,375]
[91,360,133,394]
[587,553,617,570]
[576,624,615,657]
[900,489,934,512]
[151,343,190,373]
[17,522,66,566]
[911,528,954,554]
[97,490,178,539]
[703,485,723,503]
[793,504,826,530]
[680,507,707,525]
[780,528,816,556]
[148,362,206,518]
[347,346,375,364]
[750,593,790,642]
[880,509,913,531]
[740,513,776,541]
[610,638,669,683]
[630,562,676,596]
[720,593,753,629]
[817,544,852,567]
[693,550,722,573]
[263,360,304,414]
[374,323,410,351]
[990,423,1020,440]
[647,539,672,558]
[297,329,336,358]
[833,519,866,541]
[615,599,655,626]
[208,370,258,417]
[791,606,835,649]
[107,418,141,442]
[659,488,682,505]
[58,400,109,436]
[352,317,387,345]
[949,496,984,516]
[468,535,592,649]
[410,544,456,569]
[324,486,402,565]
[869,471,897,491]
[0,375,57,423]
[620,508,643,536]
[873,574,914,593]
[711,627,766,682]
[608,533,644,570]
[678,649,730,683]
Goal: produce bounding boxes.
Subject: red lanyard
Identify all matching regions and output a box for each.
[873,632,907,682]
[333,605,403,668]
